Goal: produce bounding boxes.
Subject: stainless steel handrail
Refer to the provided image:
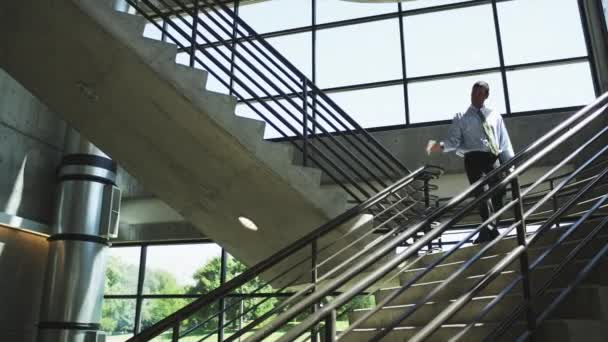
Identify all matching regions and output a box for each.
[246,93,608,341]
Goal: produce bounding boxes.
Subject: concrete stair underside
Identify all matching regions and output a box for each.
[0,0,382,280]
[339,219,608,341]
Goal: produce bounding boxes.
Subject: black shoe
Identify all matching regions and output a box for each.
[473,226,499,244]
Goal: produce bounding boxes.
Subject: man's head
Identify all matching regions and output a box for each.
[471,81,490,109]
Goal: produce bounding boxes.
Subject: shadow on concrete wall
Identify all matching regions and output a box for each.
[0,226,48,342]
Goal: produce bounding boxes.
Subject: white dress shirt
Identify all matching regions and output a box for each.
[442,105,515,163]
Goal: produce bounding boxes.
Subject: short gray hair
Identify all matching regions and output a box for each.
[473,81,490,96]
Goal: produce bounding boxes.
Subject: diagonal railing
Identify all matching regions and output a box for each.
[127,164,442,341]
[242,92,608,342]
[124,0,417,206]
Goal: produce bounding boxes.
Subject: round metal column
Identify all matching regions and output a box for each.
[38,129,121,342]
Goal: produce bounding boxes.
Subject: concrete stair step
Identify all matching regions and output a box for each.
[351,286,608,329]
[375,257,608,307]
[397,233,608,286]
[171,63,208,93]
[338,319,607,342]
[408,219,603,272]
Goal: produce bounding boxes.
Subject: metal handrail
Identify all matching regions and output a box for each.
[127,165,434,341]
[244,92,608,341]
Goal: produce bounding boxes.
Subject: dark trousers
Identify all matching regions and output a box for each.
[464,152,504,239]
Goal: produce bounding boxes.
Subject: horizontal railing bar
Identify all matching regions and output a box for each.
[419,193,608,342]
[375,136,608,339]
[445,165,608,341]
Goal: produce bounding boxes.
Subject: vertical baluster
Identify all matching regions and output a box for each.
[219,249,227,342]
[550,179,560,229]
[310,239,318,342]
[190,0,199,67]
[511,177,536,339]
[324,310,337,342]
[229,0,240,96]
[171,322,180,342]
[303,79,309,167]
[424,179,432,251]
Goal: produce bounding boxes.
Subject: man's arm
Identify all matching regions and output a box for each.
[431,113,463,153]
[497,116,514,164]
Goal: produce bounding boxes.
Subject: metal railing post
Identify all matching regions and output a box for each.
[550,179,560,228]
[172,323,180,342]
[324,310,337,342]
[190,0,199,68]
[303,79,309,167]
[219,249,228,342]
[310,239,319,342]
[511,177,536,338]
[423,179,432,251]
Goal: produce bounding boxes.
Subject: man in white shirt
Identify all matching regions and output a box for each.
[429,81,514,243]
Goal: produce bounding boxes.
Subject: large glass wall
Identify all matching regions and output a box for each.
[102,241,225,341]
[102,240,291,341]
[143,0,597,136]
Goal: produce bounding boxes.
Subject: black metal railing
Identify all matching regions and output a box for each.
[127,164,442,341]
[124,0,416,205]
[240,92,608,341]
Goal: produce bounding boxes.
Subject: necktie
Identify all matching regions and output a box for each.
[476,110,500,156]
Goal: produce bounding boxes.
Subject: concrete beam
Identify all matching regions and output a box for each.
[114,221,205,242]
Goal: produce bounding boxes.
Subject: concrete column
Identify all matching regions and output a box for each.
[37,128,121,342]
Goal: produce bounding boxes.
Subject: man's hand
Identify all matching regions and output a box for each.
[429,142,443,153]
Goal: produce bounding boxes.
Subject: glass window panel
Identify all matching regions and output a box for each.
[165,16,193,48]
[102,299,136,341]
[404,5,499,77]
[328,85,406,128]
[317,19,402,88]
[267,33,313,80]
[238,0,312,33]
[230,33,312,98]
[498,0,587,65]
[317,0,397,24]
[144,243,222,294]
[506,62,595,112]
[175,52,190,66]
[401,0,473,11]
[235,99,306,139]
[199,47,232,94]
[105,247,140,295]
[143,21,163,40]
[140,298,194,331]
[408,73,505,123]
[232,33,312,98]
[178,302,220,340]
[226,253,245,281]
[197,7,235,44]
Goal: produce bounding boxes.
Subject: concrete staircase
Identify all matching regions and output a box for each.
[0,0,381,273]
[340,219,608,341]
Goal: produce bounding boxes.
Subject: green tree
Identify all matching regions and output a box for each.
[187,257,278,333]
[102,255,188,335]
[102,255,139,334]
[140,269,189,329]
